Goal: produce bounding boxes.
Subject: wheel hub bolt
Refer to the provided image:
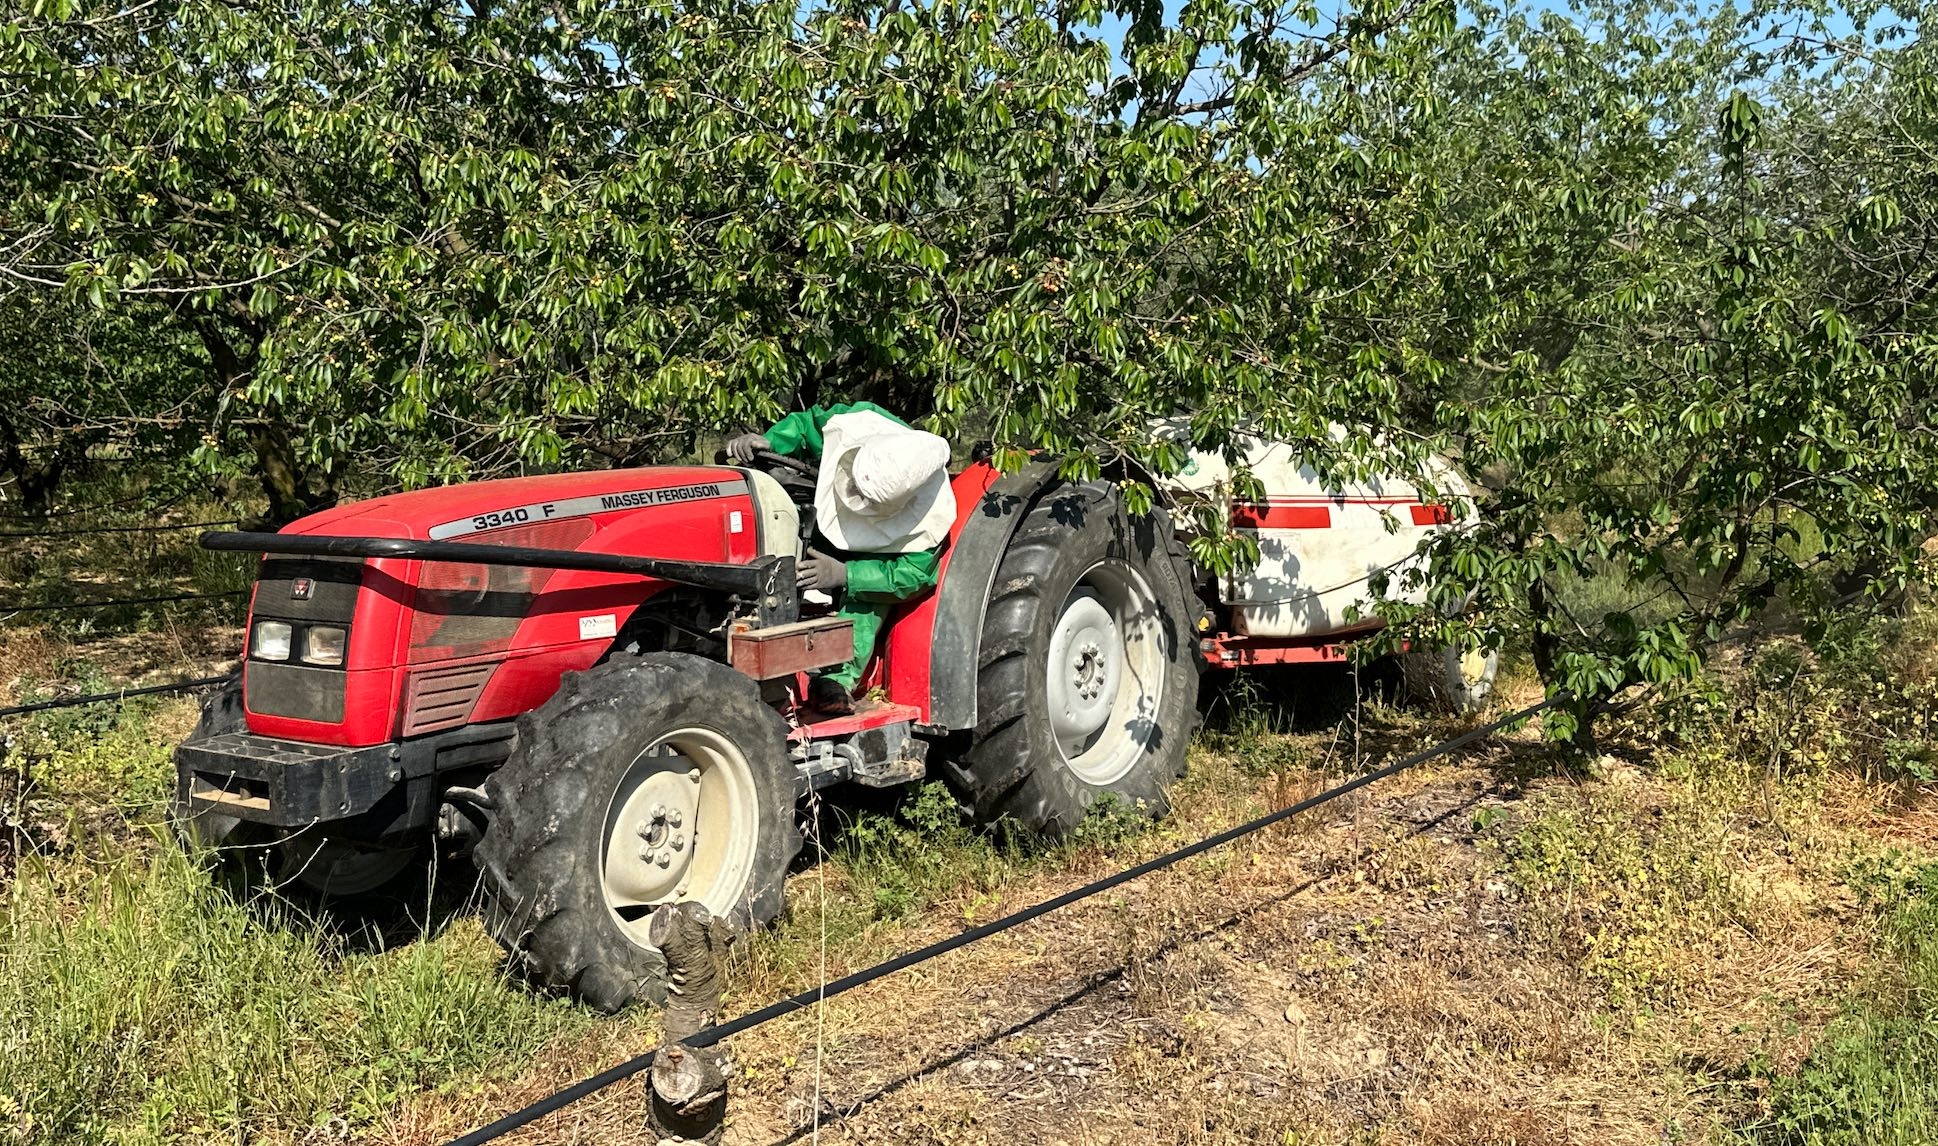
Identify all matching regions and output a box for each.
[668,810,683,828]
[670,833,686,852]
[656,853,672,868]
[1071,641,1107,700]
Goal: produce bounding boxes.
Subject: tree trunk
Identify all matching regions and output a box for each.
[194,319,335,526]
[0,416,90,518]
[646,1045,727,1146]
[246,419,334,527]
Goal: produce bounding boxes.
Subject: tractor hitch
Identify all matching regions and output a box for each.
[202,531,799,627]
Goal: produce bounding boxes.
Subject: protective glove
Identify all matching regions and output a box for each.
[796,549,848,592]
[724,432,771,463]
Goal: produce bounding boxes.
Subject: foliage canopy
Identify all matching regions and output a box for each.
[2,0,1934,726]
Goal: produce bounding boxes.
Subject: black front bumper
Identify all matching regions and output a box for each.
[174,723,516,835]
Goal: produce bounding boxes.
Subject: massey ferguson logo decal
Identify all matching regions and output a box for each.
[290,577,315,600]
[426,479,750,541]
[596,483,724,510]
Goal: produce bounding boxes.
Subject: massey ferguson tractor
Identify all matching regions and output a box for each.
[173,437,1493,1012]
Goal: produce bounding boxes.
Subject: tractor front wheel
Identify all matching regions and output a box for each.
[475,652,801,1013]
[171,674,425,902]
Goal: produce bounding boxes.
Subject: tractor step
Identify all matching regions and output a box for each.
[787,698,922,740]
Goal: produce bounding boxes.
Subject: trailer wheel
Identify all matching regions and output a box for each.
[946,482,1200,838]
[1399,645,1499,714]
[475,652,801,1013]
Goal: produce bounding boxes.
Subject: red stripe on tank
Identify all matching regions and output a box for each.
[1232,503,1332,529]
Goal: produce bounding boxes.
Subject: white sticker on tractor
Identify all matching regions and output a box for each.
[579,614,617,641]
[428,479,750,540]
[729,510,744,534]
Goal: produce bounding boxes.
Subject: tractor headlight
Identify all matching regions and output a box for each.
[301,625,347,666]
[252,621,293,661]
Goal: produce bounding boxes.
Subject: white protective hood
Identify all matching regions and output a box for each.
[814,411,956,553]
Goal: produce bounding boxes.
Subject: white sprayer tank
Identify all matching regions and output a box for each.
[1164,436,1473,639]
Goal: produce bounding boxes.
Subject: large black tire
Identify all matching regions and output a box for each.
[474,652,802,1013]
[1397,644,1499,714]
[171,672,424,902]
[170,672,249,848]
[943,481,1201,837]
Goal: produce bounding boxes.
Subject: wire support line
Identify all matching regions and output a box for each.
[0,674,232,718]
[0,589,247,613]
[0,518,239,538]
[441,695,1559,1146]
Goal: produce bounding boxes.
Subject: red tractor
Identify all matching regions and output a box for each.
[175,445,1489,1011]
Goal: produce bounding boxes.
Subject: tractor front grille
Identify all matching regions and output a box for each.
[247,556,361,724]
[256,556,362,625]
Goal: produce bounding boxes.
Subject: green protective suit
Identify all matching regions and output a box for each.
[762,402,944,689]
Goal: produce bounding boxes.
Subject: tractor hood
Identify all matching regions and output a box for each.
[280,466,752,543]
[233,465,783,749]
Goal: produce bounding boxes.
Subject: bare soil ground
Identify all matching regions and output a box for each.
[393,697,1895,1146]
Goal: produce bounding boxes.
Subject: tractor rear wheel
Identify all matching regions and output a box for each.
[944,482,1200,838]
[475,652,801,1013]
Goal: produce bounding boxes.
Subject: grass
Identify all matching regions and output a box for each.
[0,611,589,1145]
[0,840,587,1146]
[1750,863,1938,1145]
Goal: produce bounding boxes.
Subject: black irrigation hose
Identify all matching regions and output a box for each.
[0,674,232,719]
[443,695,1560,1146]
[0,518,238,538]
[0,589,247,613]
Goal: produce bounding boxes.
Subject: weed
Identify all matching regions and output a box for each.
[1501,780,1744,1006]
[831,782,1011,922]
[1070,792,1149,852]
[1752,865,1938,1145]
[7,694,180,815]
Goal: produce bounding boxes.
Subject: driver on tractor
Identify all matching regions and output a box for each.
[727,403,955,714]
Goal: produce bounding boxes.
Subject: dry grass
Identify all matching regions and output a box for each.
[382,710,1915,1146]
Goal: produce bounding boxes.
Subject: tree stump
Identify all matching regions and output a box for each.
[645,902,733,1145]
[647,1043,727,1145]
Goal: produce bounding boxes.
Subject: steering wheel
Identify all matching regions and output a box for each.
[742,448,818,507]
[750,449,817,479]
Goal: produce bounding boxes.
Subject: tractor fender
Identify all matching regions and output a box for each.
[923,459,1061,731]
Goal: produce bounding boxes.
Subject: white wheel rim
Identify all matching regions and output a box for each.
[278,836,416,897]
[1458,649,1492,689]
[601,727,758,948]
[1045,559,1168,786]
